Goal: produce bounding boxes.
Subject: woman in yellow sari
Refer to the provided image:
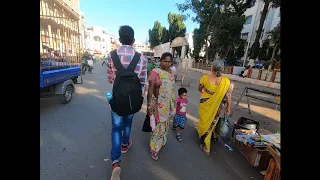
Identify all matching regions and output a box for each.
[197,60,233,155]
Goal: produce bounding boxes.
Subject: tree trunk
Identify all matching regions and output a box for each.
[249,0,270,60]
[270,43,279,61]
[205,39,209,62]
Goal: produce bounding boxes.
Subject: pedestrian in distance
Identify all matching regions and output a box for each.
[102,55,107,66]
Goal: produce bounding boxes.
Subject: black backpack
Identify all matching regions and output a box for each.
[110,50,144,116]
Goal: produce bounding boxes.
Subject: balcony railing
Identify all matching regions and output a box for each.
[55,0,80,20]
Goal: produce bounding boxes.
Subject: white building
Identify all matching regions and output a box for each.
[132,41,152,53]
[84,26,117,55]
[79,12,86,51]
[241,0,280,48]
[185,33,193,57]
[185,32,206,57]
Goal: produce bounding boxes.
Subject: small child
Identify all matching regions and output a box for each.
[172,87,188,142]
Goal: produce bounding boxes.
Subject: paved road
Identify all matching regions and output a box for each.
[40,63,264,180]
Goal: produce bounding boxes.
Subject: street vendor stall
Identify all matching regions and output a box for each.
[232,122,281,180]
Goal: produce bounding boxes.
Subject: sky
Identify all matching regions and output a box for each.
[79,0,199,43]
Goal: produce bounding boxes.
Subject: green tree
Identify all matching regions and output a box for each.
[268,23,280,61]
[161,27,169,43]
[258,40,270,60]
[177,0,255,61]
[167,12,187,41]
[192,27,205,60]
[235,39,246,59]
[148,21,165,48]
[249,0,280,59]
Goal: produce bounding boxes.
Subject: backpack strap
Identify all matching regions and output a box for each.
[127,52,141,71]
[110,50,125,71]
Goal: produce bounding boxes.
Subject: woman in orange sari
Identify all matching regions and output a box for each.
[197,60,233,155]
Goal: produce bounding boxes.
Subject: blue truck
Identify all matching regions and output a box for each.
[40,0,82,104]
[40,64,81,104]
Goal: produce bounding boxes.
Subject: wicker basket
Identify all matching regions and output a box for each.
[264,158,281,180]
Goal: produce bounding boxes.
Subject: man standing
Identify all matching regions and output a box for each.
[102,55,107,66]
[106,25,147,180]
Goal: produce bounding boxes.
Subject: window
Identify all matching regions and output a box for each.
[241,33,249,40]
[93,36,101,42]
[244,16,252,25]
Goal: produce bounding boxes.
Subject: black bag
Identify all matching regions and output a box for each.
[142,115,152,132]
[110,50,144,116]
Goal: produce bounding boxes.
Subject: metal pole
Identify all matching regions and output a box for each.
[242,41,250,67]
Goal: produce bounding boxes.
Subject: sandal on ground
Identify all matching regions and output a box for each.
[151,153,159,161]
[200,144,210,155]
[176,134,182,142]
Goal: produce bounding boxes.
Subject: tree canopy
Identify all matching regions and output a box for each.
[148,13,187,48]
[177,0,254,60]
[148,21,165,48]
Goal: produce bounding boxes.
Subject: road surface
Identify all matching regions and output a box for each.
[40,63,266,180]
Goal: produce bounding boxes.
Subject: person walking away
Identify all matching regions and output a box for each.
[170,63,177,82]
[197,60,233,155]
[154,58,160,68]
[102,56,107,66]
[106,25,147,180]
[147,52,175,160]
[172,88,188,142]
[147,58,155,78]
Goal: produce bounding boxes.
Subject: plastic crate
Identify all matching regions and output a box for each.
[264,158,281,180]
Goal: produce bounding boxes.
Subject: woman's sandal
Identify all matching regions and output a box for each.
[151,153,159,161]
[200,144,210,155]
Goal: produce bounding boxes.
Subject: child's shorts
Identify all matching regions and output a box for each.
[173,114,187,129]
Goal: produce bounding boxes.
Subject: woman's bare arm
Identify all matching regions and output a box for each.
[198,84,203,93]
[225,84,234,114]
[147,76,155,115]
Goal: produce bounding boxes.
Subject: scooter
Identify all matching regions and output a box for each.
[87,59,94,73]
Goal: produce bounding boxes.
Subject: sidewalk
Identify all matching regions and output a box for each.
[189,68,280,90]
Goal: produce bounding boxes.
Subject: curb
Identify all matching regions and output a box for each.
[189,68,280,90]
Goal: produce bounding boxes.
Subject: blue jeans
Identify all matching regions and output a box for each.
[110,111,134,164]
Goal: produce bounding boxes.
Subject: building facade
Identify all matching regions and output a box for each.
[132,41,152,53]
[241,0,280,47]
[84,26,118,55]
[79,12,86,52]
[40,0,81,65]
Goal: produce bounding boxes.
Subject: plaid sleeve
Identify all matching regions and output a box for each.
[139,55,148,89]
[106,55,114,84]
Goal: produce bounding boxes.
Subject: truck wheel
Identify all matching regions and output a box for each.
[59,85,74,104]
